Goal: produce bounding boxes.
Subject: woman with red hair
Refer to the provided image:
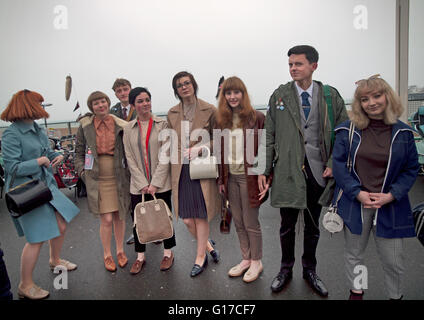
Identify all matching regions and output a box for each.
[216,77,267,283]
[1,90,80,299]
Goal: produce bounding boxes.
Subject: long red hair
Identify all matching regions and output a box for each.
[216,76,256,129]
[1,90,49,122]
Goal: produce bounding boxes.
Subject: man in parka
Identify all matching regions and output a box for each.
[258,45,348,297]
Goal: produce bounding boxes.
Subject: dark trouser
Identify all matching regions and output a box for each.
[130,191,176,253]
[0,248,13,300]
[279,158,324,274]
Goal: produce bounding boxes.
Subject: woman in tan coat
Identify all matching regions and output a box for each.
[123,87,176,275]
[167,71,220,277]
[75,91,131,272]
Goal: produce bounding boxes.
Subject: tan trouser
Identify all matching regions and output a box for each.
[228,174,262,260]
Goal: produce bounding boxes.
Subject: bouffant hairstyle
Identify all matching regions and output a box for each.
[129,87,151,106]
[172,71,198,101]
[351,75,404,129]
[216,76,256,129]
[112,78,131,91]
[87,91,111,113]
[1,89,49,122]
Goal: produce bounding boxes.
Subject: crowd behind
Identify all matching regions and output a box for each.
[0,45,420,301]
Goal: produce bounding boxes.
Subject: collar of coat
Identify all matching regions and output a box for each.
[168,98,211,114]
[128,114,166,128]
[14,120,41,134]
[79,113,128,129]
[335,119,415,135]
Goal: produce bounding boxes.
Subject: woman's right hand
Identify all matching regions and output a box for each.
[37,156,50,168]
[219,184,225,195]
[141,186,149,194]
[356,191,374,208]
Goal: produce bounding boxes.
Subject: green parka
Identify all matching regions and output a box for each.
[262,80,348,209]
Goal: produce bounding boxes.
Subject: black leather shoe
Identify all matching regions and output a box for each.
[271,271,292,293]
[126,235,135,245]
[208,239,220,263]
[303,270,328,297]
[190,255,208,277]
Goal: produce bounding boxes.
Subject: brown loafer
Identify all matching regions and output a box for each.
[130,259,145,275]
[117,252,128,268]
[104,256,117,272]
[160,252,174,271]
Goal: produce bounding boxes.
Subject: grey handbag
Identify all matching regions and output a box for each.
[134,194,173,244]
[323,121,355,234]
[189,146,218,180]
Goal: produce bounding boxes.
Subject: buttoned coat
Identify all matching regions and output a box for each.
[2,121,80,243]
[123,115,171,195]
[74,114,131,220]
[167,98,219,221]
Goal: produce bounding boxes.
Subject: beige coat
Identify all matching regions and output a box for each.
[167,98,219,221]
[74,114,131,220]
[123,115,171,195]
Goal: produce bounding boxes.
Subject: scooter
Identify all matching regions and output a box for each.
[408,106,424,175]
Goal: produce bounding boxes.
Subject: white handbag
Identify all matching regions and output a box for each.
[189,146,218,180]
[323,122,355,234]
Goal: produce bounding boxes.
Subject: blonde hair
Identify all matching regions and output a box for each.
[1,90,49,122]
[351,75,404,129]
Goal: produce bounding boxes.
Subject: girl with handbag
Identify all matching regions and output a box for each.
[123,87,176,274]
[74,91,131,273]
[1,90,80,299]
[332,75,419,300]
[216,76,267,283]
[167,71,220,277]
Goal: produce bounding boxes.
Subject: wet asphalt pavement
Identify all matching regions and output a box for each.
[0,177,423,302]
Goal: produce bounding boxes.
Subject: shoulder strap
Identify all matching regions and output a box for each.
[323,85,335,145]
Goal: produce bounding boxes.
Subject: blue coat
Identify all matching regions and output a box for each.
[332,120,419,238]
[2,121,80,243]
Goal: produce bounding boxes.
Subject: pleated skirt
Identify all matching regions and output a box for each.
[178,164,207,219]
[98,155,119,214]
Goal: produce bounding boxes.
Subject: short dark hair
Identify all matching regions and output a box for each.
[287,45,319,63]
[129,87,151,106]
[172,71,198,101]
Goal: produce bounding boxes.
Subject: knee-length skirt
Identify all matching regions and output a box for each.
[178,164,207,219]
[98,155,119,214]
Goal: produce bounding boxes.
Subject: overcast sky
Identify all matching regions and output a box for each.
[0,0,422,125]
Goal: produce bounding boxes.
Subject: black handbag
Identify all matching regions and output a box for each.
[412,203,424,247]
[5,168,53,219]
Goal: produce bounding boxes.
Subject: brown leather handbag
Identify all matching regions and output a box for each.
[220,194,232,234]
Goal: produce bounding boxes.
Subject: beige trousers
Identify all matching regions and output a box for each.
[228,174,262,260]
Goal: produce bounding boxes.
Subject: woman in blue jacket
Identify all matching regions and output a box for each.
[1,90,80,299]
[332,75,419,300]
